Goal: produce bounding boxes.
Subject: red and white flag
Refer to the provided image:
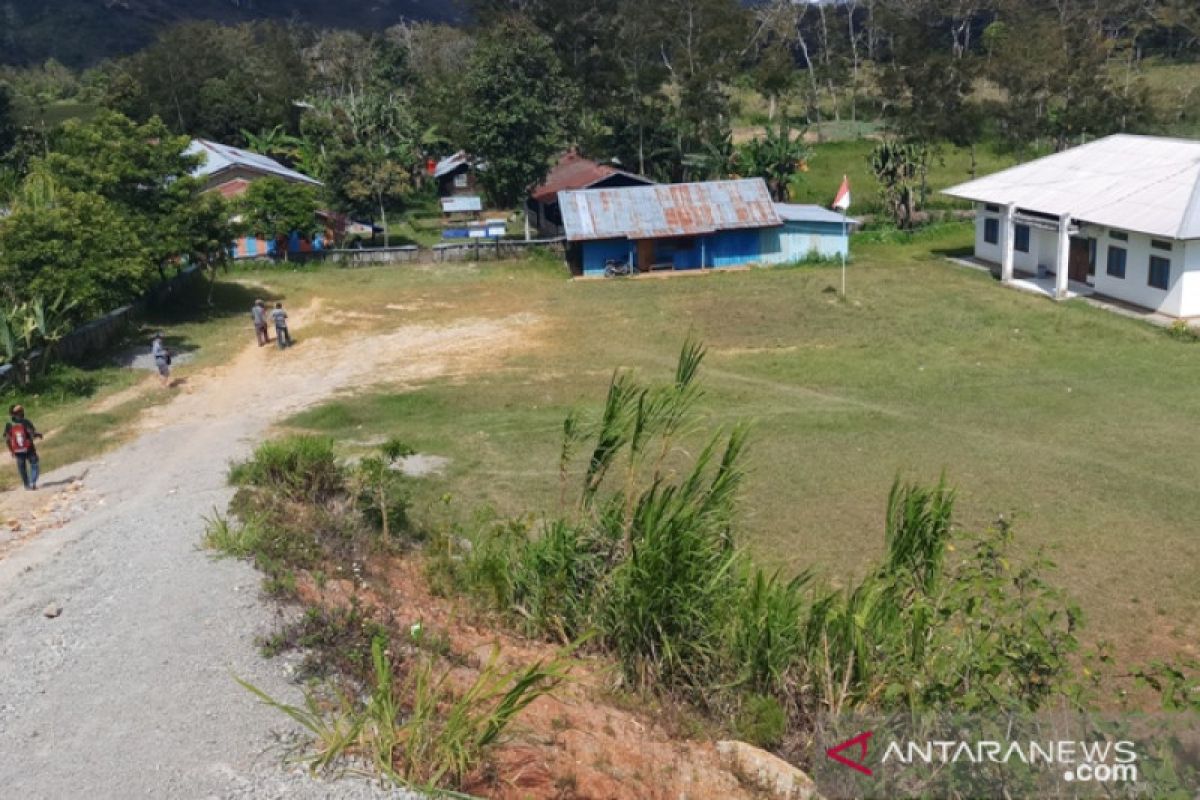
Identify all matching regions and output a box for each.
[833,175,851,212]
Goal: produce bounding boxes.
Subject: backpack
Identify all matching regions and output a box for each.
[7,422,31,454]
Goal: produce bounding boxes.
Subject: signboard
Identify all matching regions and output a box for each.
[441,196,483,214]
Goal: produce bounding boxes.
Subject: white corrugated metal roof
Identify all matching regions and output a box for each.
[186,139,322,187]
[774,203,860,226]
[943,134,1200,240]
[434,151,470,179]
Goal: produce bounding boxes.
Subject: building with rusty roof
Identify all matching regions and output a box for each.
[559,178,857,276]
[527,151,655,237]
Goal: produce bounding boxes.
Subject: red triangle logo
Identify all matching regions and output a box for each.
[826,731,874,776]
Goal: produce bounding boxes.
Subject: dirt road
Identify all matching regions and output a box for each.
[0,308,533,799]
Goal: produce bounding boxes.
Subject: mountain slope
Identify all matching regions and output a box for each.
[0,0,467,67]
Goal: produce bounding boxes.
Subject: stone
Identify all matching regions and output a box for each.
[42,603,62,619]
[716,740,822,800]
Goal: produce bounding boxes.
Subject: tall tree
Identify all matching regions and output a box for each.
[107,21,308,144]
[44,111,205,278]
[461,18,574,207]
[327,147,412,247]
[876,0,984,197]
[0,188,152,324]
[240,178,319,262]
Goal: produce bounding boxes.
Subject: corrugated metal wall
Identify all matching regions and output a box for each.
[759,221,848,265]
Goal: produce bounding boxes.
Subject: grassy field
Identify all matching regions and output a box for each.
[791,139,1024,215]
[261,229,1199,666]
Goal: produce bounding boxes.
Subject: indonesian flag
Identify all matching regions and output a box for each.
[833,175,851,212]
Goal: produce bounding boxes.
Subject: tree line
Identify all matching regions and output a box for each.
[1,0,1199,346]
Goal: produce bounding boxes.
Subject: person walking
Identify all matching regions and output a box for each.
[151,332,172,388]
[271,302,292,349]
[252,299,270,347]
[5,404,43,491]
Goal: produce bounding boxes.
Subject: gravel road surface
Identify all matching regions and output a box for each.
[0,310,530,799]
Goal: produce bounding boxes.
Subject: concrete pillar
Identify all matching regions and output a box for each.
[1001,202,1016,283]
[1055,213,1072,299]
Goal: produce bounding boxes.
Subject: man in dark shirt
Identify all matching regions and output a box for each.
[5,404,43,490]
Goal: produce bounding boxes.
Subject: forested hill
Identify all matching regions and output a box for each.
[0,0,467,67]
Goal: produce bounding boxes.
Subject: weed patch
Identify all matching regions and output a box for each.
[239,638,573,793]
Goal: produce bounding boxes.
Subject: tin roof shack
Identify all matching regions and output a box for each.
[434,151,482,197]
[528,151,655,237]
[560,178,784,276]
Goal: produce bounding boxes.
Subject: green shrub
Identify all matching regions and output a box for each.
[353,438,415,540]
[733,694,788,748]
[229,435,343,503]
[802,484,1080,714]
[260,602,390,682]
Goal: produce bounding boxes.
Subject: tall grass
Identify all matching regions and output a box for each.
[238,637,572,791]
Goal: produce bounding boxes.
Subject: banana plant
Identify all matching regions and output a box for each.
[29,291,77,375]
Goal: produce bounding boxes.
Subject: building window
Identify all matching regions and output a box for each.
[1014,224,1030,253]
[983,218,999,245]
[454,172,468,188]
[984,203,1000,213]
[1106,246,1127,279]
[1149,255,1171,290]
[1109,230,1128,242]
[1151,239,1173,251]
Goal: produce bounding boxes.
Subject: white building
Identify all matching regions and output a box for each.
[944,134,1200,319]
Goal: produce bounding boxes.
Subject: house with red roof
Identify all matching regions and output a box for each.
[527,151,654,238]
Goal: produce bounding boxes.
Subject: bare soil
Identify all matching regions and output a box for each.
[297,555,756,800]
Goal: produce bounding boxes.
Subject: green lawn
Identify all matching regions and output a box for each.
[271,227,1198,665]
[792,139,1025,215]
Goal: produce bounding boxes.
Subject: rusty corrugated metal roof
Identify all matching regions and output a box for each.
[560,178,781,242]
[530,151,654,204]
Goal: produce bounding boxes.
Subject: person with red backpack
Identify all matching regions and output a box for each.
[5,404,43,490]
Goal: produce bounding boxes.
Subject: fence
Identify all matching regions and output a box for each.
[309,237,566,268]
[0,265,204,385]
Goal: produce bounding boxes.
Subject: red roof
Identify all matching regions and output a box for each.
[530,151,649,204]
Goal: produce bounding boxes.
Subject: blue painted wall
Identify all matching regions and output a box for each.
[581,238,635,274]
[760,221,849,264]
[708,230,763,267]
[579,222,850,275]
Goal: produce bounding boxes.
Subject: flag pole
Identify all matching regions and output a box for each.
[841,207,847,299]
[833,174,850,300]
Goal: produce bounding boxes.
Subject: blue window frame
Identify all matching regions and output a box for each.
[1014,224,1030,253]
[983,218,999,245]
[1149,255,1171,290]
[1106,246,1126,278]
